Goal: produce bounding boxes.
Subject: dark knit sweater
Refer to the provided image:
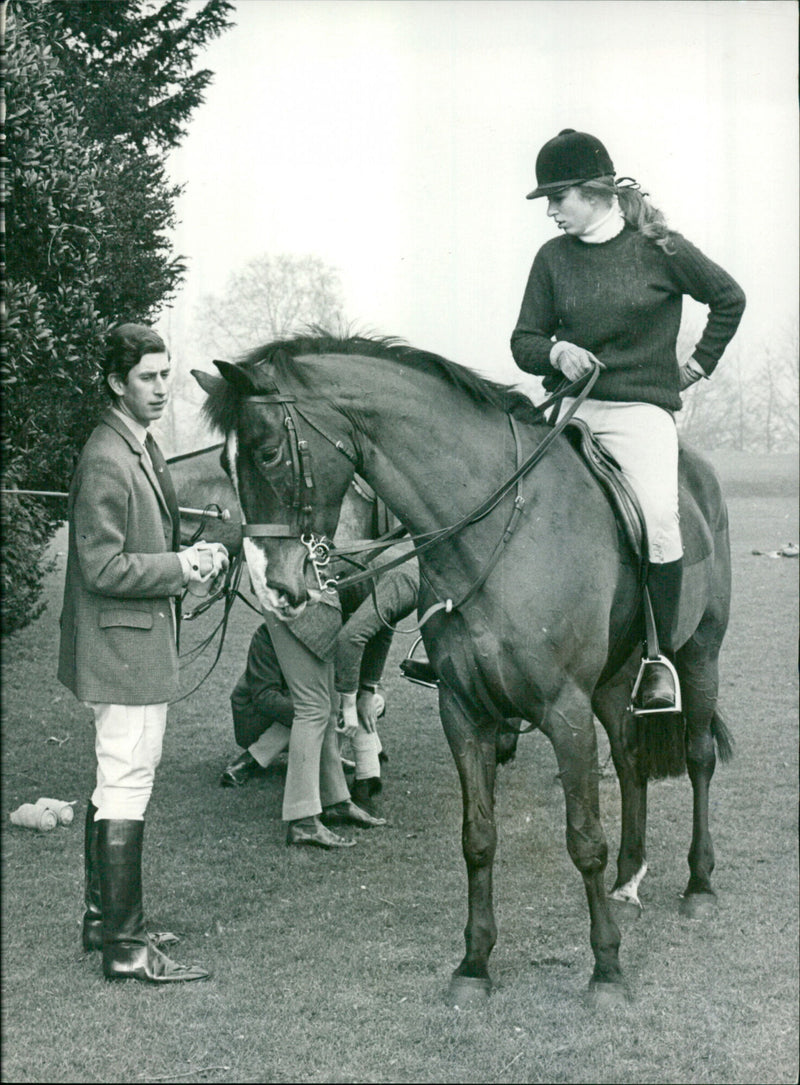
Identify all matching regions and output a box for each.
[510,225,745,412]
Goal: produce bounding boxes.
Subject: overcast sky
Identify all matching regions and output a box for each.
[160,0,798,393]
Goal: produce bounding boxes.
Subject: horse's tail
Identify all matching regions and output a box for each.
[639,713,687,781]
[711,706,735,763]
[639,705,735,781]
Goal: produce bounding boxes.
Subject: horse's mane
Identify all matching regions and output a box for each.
[201,330,542,433]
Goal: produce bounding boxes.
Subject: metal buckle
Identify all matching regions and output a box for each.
[301,533,334,591]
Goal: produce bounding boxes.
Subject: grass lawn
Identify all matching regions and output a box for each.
[1,451,797,1083]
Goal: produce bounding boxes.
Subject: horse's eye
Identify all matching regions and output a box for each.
[257,446,283,469]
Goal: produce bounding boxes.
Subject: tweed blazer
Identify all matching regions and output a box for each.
[57,411,184,704]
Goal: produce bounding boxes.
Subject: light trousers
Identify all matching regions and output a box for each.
[87,702,168,820]
[249,723,292,767]
[562,397,683,564]
[263,613,350,821]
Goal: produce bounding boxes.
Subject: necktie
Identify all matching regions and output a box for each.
[145,433,181,551]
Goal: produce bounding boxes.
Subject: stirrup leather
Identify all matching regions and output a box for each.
[630,654,682,717]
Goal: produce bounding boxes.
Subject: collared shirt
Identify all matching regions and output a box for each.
[110,406,150,453]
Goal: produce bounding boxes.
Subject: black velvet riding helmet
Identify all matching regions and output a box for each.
[526,128,615,199]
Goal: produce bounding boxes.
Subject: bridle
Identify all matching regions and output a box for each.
[237,391,358,592]
[234,366,602,623]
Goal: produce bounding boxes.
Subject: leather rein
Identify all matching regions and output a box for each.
[238,366,601,629]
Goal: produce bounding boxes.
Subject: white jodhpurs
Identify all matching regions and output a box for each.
[562,397,683,564]
[87,702,168,820]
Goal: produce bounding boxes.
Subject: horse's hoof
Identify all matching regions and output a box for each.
[586,979,631,1010]
[446,974,492,1007]
[679,891,717,919]
[610,896,643,921]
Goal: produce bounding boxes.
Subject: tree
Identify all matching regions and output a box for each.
[677,322,799,454]
[194,253,347,359]
[1,0,234,634]
[160,253,347,453]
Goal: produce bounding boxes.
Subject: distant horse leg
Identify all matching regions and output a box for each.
[439,687,498,1005]
[677,643,720,918]
[543,692,627,1005]
[593,669,648,914]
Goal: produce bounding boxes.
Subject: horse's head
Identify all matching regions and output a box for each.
[192,357,356,619]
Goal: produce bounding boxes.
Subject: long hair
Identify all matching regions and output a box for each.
[580,175,676,254]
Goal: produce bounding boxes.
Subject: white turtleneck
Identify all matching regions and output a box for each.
[578,199,625,244]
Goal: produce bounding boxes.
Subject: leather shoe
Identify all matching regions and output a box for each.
[350,778,382,819]
[637,660,678,711]
[220,750,265,788]
[322,799,387,828]
[286,816,356,849]
[104,937,209,984]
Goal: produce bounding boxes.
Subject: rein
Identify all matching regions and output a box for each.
[328,367,599,615]
[237,365,600,630]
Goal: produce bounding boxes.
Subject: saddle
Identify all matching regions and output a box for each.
[564,420,713,569]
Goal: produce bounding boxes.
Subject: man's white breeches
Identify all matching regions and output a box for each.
[87,702,168,820]
[562,398,683,564]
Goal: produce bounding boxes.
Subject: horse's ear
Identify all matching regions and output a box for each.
[213,359,261,396]
[191,368,223,395]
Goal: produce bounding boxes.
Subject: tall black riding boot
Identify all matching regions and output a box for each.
[82,801,103,952]
[97,819,209,984]
[638,559,683,711]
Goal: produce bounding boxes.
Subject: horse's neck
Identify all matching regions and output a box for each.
[351,373,527,539]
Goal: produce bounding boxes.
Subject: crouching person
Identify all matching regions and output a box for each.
[220,557,421,817]
[58,323,227,984]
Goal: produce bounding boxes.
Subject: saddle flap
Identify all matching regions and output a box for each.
[565,420,645,561]
[565,422,714,569]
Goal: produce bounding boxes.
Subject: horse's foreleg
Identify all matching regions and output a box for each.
[677,645,720,918]
[593,669,648,913]
[544,692,627,1006]
[438,686,498,1005]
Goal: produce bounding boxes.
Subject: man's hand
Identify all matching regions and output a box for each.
[356,689,379,734]
[336,692,359,739]
[182,541,229,585]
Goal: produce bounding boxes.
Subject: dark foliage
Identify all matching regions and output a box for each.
[0,487,56,636]
[2,0,234,634]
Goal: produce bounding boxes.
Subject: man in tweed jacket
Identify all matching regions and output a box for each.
[59,323,227,985]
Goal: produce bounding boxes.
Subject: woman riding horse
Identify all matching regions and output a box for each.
[511,128,746,712]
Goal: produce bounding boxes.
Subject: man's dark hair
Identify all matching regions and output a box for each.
[103,324,168,400]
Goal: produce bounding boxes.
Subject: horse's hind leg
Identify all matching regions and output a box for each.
[439,687,498,1005]
[543,689,627,1006]
[593,666,649,913]
[676,640,722,918]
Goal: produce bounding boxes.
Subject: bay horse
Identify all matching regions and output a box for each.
[192,332,732,1007]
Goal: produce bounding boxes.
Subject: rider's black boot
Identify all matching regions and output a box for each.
[638,559,683,711]
[98,819,209,984]
[82,801,103,952]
